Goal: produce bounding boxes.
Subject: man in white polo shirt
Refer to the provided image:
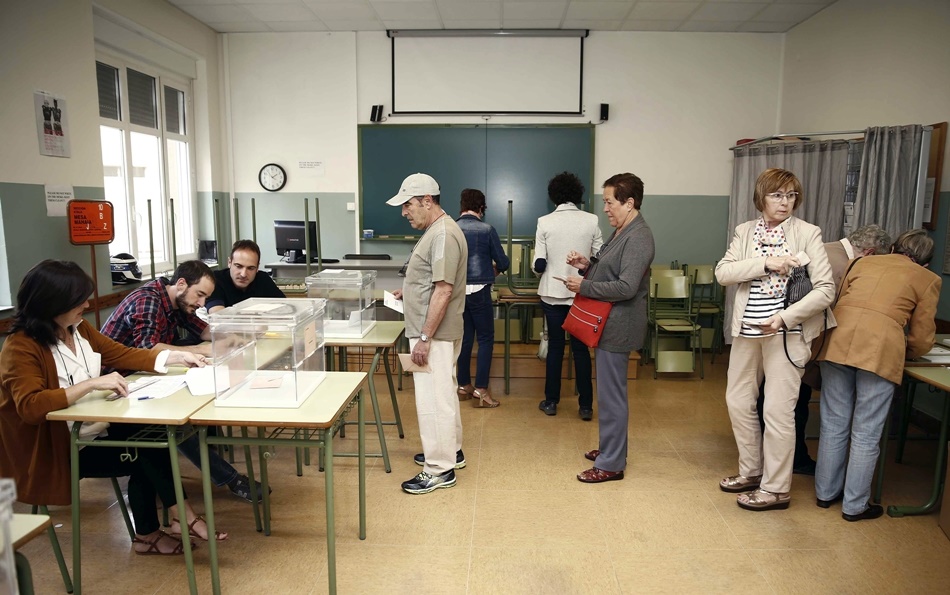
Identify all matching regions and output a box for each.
[388,173,469,494]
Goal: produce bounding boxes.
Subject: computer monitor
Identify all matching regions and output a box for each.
[274,220,319,263]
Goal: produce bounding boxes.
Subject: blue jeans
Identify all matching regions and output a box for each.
[816,361,896,515]
[177,429,239,487]
[457,286,495,388]
[540,300,593,409]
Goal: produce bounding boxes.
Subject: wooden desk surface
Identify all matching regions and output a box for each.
[11,513,51,549]
[46,370,215,425]
[323,320,404,348]
[189,371,367,429]
[903,366,950,392]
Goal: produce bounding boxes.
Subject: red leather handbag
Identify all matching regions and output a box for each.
[562,295,613,348]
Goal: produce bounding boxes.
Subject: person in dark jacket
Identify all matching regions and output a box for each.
[563,173,655,483]
[455,189,509,408]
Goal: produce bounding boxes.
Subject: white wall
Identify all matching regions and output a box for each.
[0,0,102,187]
[781,0,950,185]
[227,32,359,194]
[585,32,782,195]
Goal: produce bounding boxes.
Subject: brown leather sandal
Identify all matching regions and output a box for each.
[577,467,624,483]
[132,530,190,556]
[171,516,228,542]
[472,388,500,408]
[457,385,474,401]
[585,449,600,462]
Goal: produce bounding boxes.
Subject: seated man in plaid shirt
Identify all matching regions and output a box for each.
[102,260,214,356]
[102,260,265,503]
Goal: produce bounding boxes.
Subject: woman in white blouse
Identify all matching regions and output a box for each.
[0,260,227,555]
[533,172,603,419]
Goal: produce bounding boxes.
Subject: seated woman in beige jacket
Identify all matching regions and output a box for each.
[715,168,835,511]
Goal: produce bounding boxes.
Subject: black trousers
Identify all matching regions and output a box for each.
[78,423,185,536]
[540,301,593,409]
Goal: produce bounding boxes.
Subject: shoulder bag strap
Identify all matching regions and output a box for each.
[783,256,862,369]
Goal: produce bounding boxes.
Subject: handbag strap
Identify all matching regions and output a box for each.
[783,256,862,368]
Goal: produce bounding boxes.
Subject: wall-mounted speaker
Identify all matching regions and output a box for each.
[370,104,384,122]
[599,103,609,122]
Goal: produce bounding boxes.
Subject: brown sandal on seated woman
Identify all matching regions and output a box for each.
[133,530,193,555]
[170,515,229,542]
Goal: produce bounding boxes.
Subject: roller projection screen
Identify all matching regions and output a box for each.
[392,36,583,114]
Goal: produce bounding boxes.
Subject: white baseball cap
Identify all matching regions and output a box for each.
[386,173,440,206]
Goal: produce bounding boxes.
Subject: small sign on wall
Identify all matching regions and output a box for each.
[68,200,115,245]
[299,160,326,176]
[45,185,73,217]
[34,90,71,158]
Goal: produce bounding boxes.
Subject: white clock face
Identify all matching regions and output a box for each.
[259,164,286,191]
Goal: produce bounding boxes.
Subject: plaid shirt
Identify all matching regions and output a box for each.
[101,278,208,350]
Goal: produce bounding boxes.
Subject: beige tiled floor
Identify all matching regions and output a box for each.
[14,354,950,594]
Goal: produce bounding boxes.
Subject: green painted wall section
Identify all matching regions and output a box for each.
[232,192,356,268]
[362,193,732,273]
[595,194,731,268]
[197,190,232,266]
[930,191,950,320]
[0,182,112,308]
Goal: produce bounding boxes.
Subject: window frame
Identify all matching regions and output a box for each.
[96,48,198,275]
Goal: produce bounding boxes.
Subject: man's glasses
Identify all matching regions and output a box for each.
[765,191,799,203]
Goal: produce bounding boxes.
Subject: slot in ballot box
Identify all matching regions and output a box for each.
[306,269,378,338]
[210,298,327,408]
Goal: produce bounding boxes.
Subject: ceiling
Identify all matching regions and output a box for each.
[165,0,840,34]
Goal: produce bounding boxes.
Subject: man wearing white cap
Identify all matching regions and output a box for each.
[388,173,469,494]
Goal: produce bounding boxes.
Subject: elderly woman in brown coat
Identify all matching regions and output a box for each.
[815,230,941,521]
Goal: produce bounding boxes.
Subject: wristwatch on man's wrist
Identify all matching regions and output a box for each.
[419,333,430,343]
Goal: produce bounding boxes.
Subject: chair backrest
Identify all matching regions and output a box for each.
[691,264,716,285]
[655,275,690,299]
[504,242,539,295]
[650,275,693,319]
[651,269,684,278]
[344,253,391,260]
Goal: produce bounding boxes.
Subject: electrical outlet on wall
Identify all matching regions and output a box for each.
[346,202,355,211]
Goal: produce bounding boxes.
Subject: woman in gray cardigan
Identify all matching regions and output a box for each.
[563,173,655,483]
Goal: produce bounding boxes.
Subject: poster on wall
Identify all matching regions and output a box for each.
[34,90,71,158]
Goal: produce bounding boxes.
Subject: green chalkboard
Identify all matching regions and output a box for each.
[359,124,594,238]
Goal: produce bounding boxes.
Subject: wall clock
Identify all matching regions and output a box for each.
[259,163,287,191]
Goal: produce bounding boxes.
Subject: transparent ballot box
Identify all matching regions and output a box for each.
[305,269,377,338]
[209,298,327,408]
[0,479,15,595]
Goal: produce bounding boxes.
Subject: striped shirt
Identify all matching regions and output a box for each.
[740,278,801,338]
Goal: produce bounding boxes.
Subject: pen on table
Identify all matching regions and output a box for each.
[137,396,153,401]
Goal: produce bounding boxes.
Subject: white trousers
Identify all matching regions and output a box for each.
[725,333,809,493]
[410,338,463,475]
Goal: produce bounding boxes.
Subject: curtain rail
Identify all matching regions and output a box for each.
[729,130,865,151]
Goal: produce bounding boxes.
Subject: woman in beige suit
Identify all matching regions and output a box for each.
[815,230,941,521]
[716,168,835,511]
